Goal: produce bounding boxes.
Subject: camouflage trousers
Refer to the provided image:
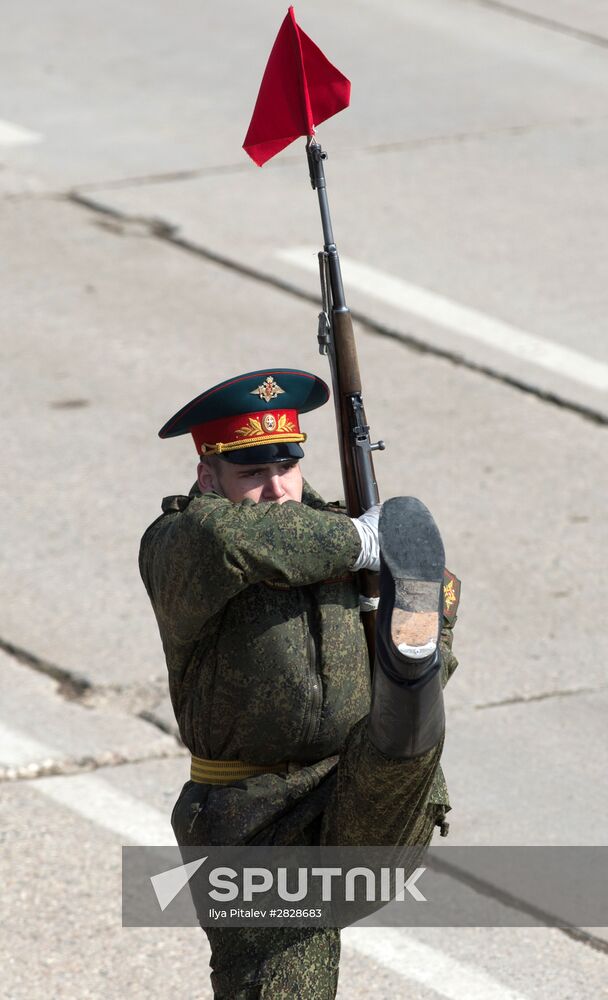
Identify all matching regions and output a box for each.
[172,717,443,999]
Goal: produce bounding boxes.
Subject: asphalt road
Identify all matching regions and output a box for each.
[1,2,607,998]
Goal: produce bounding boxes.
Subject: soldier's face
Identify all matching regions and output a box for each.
[209,458,304,504]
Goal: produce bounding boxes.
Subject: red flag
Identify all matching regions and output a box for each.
[243,6,351,167]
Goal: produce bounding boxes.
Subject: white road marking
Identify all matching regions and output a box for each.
[342,927,531,1000]
[34,772,174,845]
[0,723,52,764]
[278,247,608,392]
[0,722,173,845]
[0,722,531,998]
[0,119,42,146]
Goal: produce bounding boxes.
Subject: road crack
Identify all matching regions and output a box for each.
[66,191,608,427]
[464,0,608,49]
[0,634,177,743]
[47,113,608,199]
[0,636,91,700]
[431,853,608,957]
[475,684,606,709]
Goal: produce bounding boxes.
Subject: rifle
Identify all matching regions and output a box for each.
[306,137,385,661]
[242,9,386,661]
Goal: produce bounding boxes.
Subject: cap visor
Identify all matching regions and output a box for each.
[219,443,304,465]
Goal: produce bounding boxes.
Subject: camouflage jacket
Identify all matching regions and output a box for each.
[139,482,371,765]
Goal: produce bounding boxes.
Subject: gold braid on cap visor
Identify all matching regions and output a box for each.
[200,432,307,455]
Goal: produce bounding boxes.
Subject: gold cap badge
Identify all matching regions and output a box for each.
[250,376,285,404]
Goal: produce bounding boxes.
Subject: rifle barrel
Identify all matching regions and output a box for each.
[307,138,347,309]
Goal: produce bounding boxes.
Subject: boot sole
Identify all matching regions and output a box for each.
[379,497,445,657]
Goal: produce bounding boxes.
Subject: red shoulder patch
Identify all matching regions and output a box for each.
[443,569,461,623]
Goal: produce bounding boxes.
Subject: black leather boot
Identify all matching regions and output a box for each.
[368,497,446,759]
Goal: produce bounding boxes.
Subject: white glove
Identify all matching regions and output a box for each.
[350,504,382,572]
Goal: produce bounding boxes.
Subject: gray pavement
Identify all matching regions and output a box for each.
[1,1,607,998]
[0,651,182,779]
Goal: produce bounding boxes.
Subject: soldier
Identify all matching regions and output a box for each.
[139,367,459,999]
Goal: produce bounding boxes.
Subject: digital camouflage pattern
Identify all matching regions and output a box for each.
[178,724,444,997]
[140,482,366,758]
[200,725,443,997]
[140,480,458,839]
[205,925,341,1000]
[139,481,458,997]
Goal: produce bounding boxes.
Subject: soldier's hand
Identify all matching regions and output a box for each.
[350,503,382,572]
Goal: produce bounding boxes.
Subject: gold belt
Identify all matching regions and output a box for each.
[190,755,294,785]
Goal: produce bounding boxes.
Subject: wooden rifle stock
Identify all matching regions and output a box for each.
[330,308,381,663]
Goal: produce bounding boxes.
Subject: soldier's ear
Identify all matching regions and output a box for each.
[197,460,215,494]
